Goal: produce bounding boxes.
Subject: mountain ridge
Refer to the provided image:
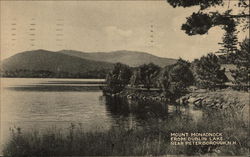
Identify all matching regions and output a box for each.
[1,49,177,78]
[57,49,177,67]
[1,49,114,78]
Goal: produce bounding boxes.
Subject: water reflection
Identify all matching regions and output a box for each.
[104,96,204,130]
[6,85,102,91]
[1,78,248,155]
[2,78,105,92]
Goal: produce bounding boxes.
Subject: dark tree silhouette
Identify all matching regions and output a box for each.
[232,38,250,90]
[192,53,227,90]
[130,70,141,87]
[167,0,223,10]
[159,59,194,98]
[105,63,132,93]
[138,63,161,90]
[216,18,238,63]
[166,0,249,35]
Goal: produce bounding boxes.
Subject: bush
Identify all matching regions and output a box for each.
[191,53,227,90]
[159,59,194,98]
[105,63,132,94]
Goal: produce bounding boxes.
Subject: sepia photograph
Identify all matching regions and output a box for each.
[0,0,249,156]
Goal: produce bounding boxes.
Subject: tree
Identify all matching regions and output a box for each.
[105,63,132,94]
[167,0,223,10]
[218,19,238,57]
[192,53,227,90]
[215,14,239,65]
[130,69,141,87]
[166,0,249,35]
[159,59,194,98]
[138,63,161,90]
[231,38,250,90]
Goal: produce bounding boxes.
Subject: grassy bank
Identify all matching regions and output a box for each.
[181,89,249,123]
[3,109,249,157]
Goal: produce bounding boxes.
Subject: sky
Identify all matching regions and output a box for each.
[0,1,248,61]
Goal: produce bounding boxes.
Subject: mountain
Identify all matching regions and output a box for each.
[1,49,113,78]
[1,49,177,78]
[58,50,177,67]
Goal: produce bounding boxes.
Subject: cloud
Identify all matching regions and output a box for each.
[104,26,132,37]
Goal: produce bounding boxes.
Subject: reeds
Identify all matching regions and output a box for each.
[3,111,249,157]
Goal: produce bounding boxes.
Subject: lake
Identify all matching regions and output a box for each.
[1,78,246,156]
[0,78,201,153]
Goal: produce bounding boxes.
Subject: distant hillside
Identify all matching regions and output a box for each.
[58,50,177,67]
[1,50,113,78]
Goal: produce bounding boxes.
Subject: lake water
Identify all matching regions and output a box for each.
[1,78,248,156]
[0,78,222,154]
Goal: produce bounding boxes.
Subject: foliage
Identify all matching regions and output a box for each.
[130,70,142,87]
[167,0,223,10]
[216,16,239,62]
[105,63,132,93]
[217,52,237,64]
[136,63,161,90]
[215,12,244,64]
[3,101,249,156]
[191,53,227,90]
[159,59,194,98]
[166,0,248,88]
[231,38,250,89]
[166,0,249,35]
[0,69,109,78]
[219,21,238,53]
[181,12,214,35]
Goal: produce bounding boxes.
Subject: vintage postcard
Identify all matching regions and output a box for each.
[0,0,249,156]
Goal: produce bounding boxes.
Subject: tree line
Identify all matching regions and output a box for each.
[105,38,249,98]
[0,69,109,79]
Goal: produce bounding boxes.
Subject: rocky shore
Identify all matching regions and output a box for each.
[104,89,170,102]
[177,88,249,122]
[104,88,249,122]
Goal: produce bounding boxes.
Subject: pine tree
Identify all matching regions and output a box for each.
[166,0,249,35]
[192,53,227,90]
[232,38,250,90]
[217,20,238,64]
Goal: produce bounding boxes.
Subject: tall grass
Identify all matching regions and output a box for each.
[3,93,250,156]
[3,110,249,157]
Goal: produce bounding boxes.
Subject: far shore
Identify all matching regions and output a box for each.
[0,77,106,80]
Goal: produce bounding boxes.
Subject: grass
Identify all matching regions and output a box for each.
[3,90,250,156]
[3,109,249,157]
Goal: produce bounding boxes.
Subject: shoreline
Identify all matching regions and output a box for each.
[104,88,249,122]
[103,88,171,102]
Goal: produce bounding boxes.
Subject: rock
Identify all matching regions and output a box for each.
[193,97,205,104]
[176,98,180,104]
[201,99,207,106]
[188,97,197,103]
[180,97,189,105]
[193,99,203,107]
[196,94,204,97]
